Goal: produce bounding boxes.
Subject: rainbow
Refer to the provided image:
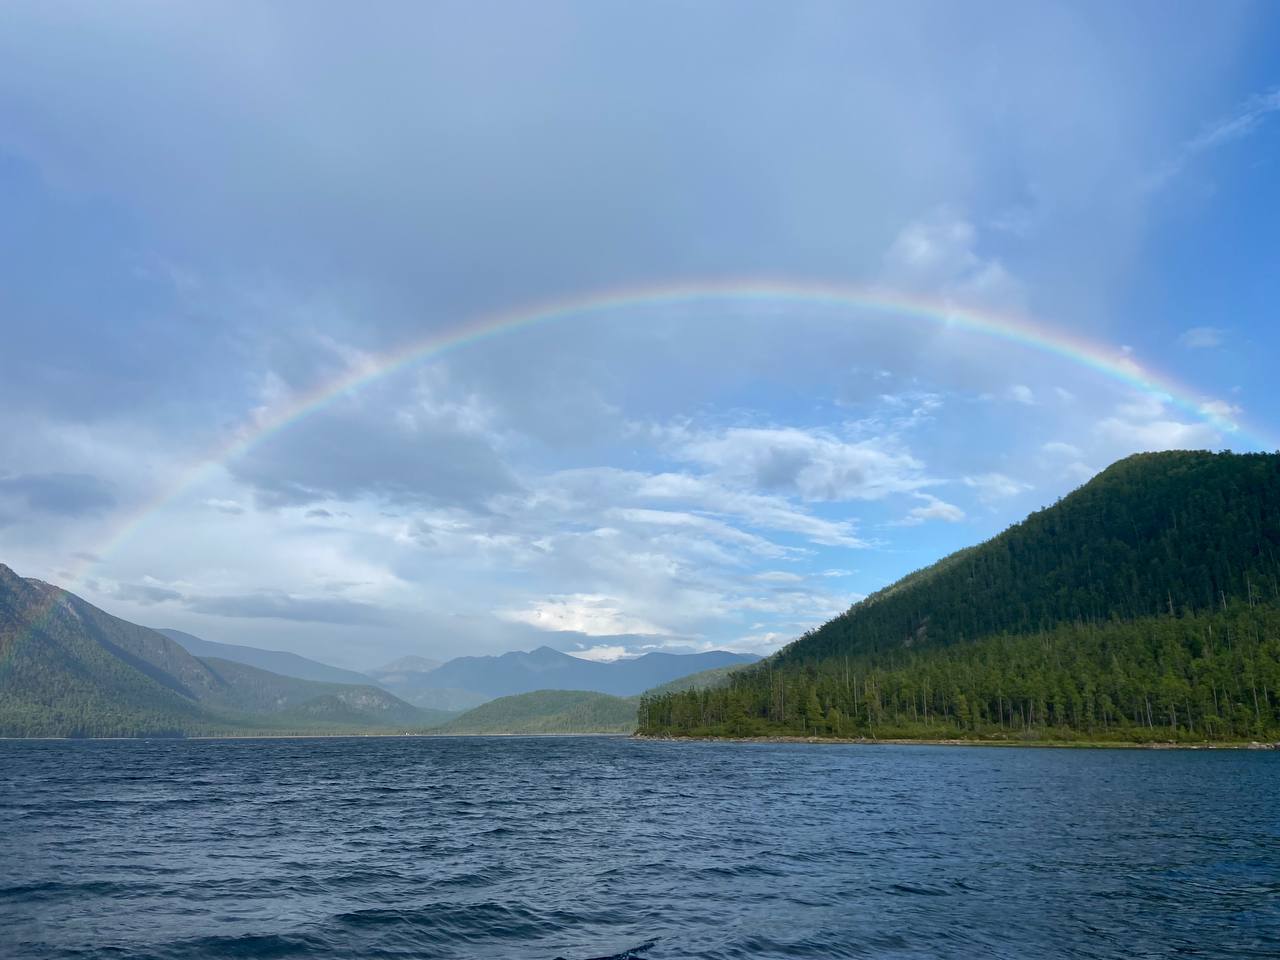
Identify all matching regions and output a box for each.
[76,279,1273,578]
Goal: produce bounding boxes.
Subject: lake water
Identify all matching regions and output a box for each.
[2,737,1277,959]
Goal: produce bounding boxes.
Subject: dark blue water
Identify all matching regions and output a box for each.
[2,737,1278,959]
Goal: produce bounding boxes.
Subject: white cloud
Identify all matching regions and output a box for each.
[204,498,245,515]
[1097,417,1217,451]
[675,426,926,502]
[898,493,966,526]
[881,210,1023,306]
[963,473,1031,501]
[1199,398,1242,422]
[1179,326,1225,349]
[1148,86,1280,190]
[567,644,631,662]
[1008,384,1036,405]
[499,594,673,637]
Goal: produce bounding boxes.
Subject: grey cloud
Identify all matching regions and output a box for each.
[113,582,184,605]
[0,472,115,516]
[229,402,520,510]
[182,592,388,625]
[674,427,927,502]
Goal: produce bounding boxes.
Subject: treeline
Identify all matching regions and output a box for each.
[639,604,1280,741]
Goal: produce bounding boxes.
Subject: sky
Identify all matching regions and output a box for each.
[1,1,1278,670]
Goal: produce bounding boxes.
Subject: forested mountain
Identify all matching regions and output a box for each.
[641,662,750,697]
[434,689,639,735]
[158,628,377,686]
[0,565,449,737]
[640,451,1280,742]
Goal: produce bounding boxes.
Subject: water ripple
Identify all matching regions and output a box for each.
[1,737,1278,959]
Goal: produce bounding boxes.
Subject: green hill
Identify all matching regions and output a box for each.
[433,689,639,735]
[640,450,1280,742]
[0,565,450,737]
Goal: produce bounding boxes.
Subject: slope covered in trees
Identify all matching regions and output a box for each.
[639,451,1280,742]
[433,689,639,735]
[0,564,448,737]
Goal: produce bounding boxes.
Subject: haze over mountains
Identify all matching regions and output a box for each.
[157,628,757,714]
[155,629,377,687]
[385,646,756,700]
[0,565,756,737]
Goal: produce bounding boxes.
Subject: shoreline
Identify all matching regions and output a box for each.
[2,732,1275,749]
[632,734,1280,750]
[0,731,634,742]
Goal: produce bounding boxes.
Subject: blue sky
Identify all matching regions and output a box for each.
[1,2,1277,668]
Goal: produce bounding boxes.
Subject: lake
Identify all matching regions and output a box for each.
[2,737,1277,959]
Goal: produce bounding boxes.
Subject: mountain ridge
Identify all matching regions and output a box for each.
[640,450,1280,742]
[157,628,377,687]
[0,566,448,737]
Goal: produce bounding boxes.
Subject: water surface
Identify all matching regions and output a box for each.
[2,737,1277,959]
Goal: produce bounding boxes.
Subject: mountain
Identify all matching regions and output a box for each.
[433,690,639,735]
[362,656,488,712]
[0,565,449,737]
[420,647,758,699]
[372,655,443,676]
[640,451,1280,742]
[157,628,376,686]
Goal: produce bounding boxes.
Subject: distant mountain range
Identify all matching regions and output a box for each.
[156,626,756,714]
[401,646,758,700]
[0,563,759,738]
[0,565,449,737]
[155,629,376,686]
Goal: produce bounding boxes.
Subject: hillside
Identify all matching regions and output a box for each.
[0,565,447,737]
[642,662,750,696]
[433,689,639,735]
[158,628,377,686]
[640,451,1280,742]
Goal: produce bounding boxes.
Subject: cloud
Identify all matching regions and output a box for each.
[898,493,965,526]
[229,381,520,510]
[112,582,184,605]
[204,498,245,515]
[1097,416,1217,451]
[1148,86,1280,190]
[1008,385,1036,405]
[1178,326,1225,349]
[963,473,1031,502]
[500,594,672,637]
[1199,398,1242,422]
[881,210,1022,305]
[182,592,388,625]
[567,644,631,662]
[0,472,116,517]
[754,571,805,583]
[674,426,926,502]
